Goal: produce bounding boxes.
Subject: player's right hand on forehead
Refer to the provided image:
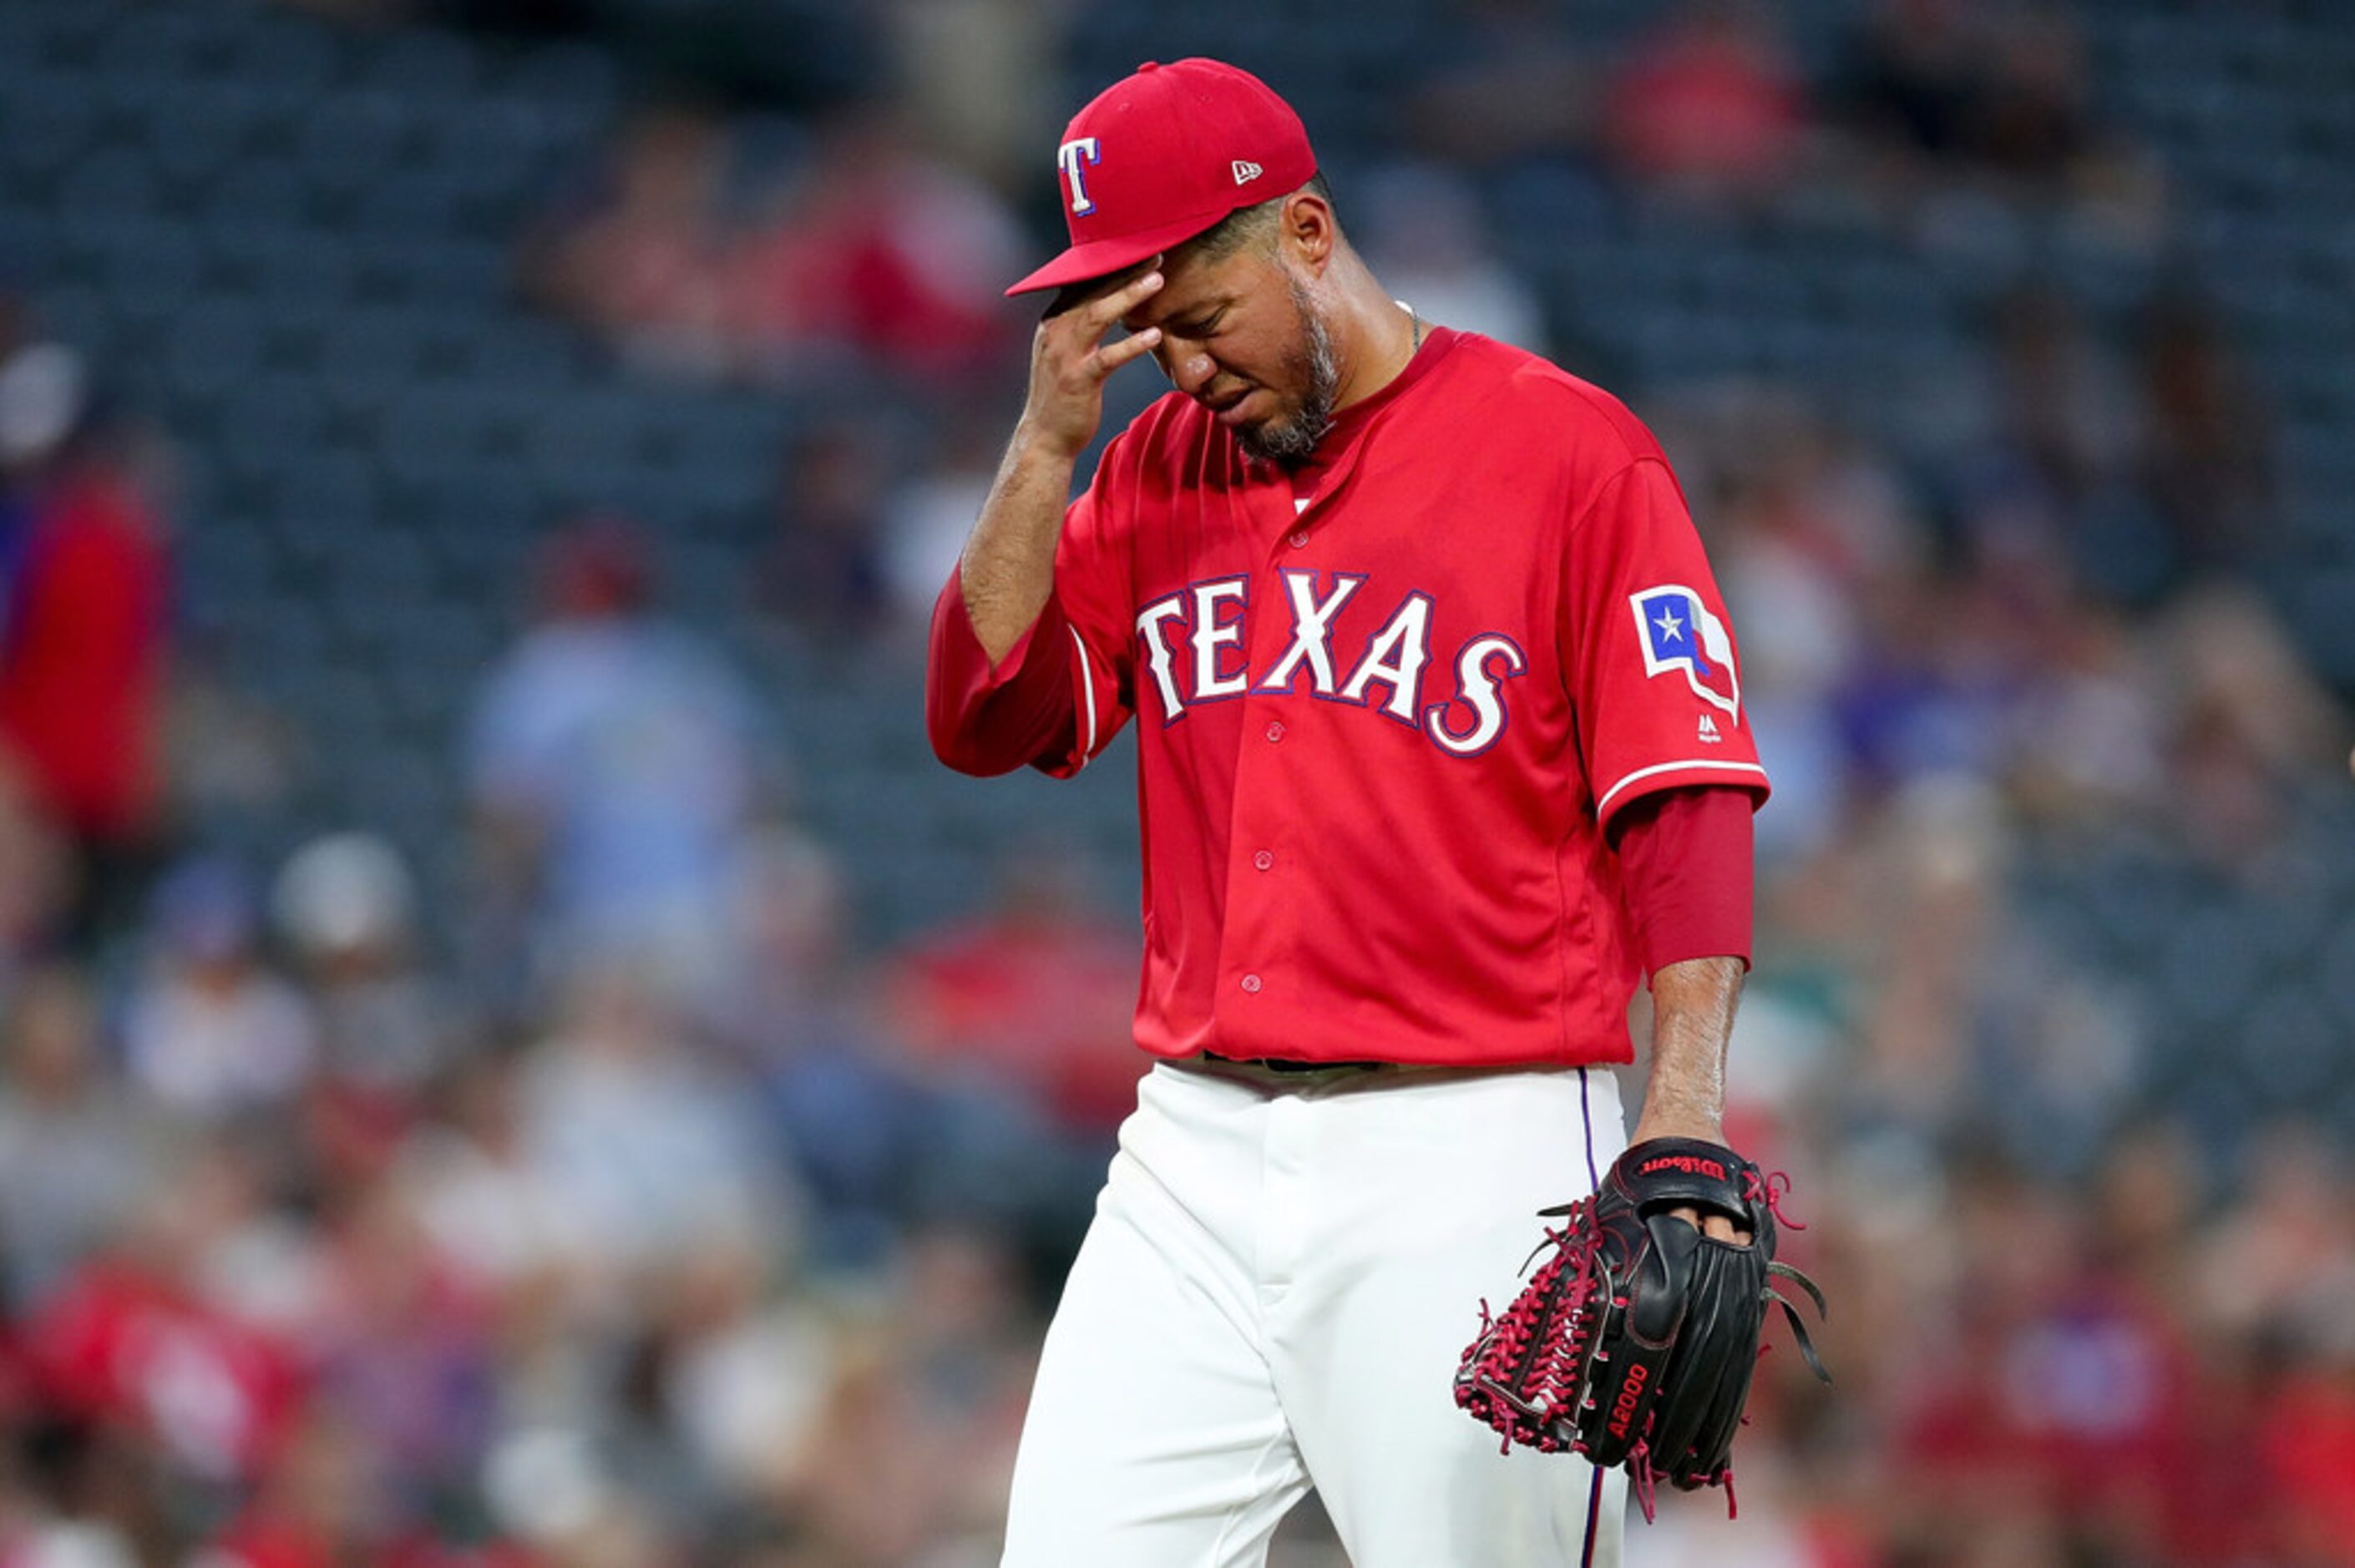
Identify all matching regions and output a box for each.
[1021,260,1164,461]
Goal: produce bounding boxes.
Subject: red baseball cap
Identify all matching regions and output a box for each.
[1005,58,1319,297]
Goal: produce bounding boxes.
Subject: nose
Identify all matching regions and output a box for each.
[1161,343,1218,397]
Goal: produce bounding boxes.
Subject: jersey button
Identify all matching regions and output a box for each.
[1253,850,1274,872]
[1240,974,1263,994]
[1289,530,1309,549]
[1265,721,1285,743]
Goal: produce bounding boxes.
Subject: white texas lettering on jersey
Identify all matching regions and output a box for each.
[1136,594,1190,717]
[1254,571,1365,696]
[1340,593,1434,726]
[1191,578,1250,700]
[1135,578,1522,756]
[1425,635,1528,756]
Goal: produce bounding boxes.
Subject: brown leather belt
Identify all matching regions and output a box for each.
[1196,1053,1388,1075]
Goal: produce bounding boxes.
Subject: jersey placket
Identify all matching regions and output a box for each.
[1205,451,1370,1055]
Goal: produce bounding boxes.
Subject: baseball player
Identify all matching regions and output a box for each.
[928,58,1769,1567]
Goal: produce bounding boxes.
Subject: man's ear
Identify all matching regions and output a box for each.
[1280,190,1336,276]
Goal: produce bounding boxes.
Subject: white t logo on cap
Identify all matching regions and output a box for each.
[1059,137,1102,215]
[1233,159,1264,185]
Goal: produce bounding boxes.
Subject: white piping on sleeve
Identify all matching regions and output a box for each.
[1070,625,1098,768]
[1593,758,1769,817]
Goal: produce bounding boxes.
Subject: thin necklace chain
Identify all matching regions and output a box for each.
[1408,305,1424,355]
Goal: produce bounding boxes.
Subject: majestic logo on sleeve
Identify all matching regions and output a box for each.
[1630,585,1740,722]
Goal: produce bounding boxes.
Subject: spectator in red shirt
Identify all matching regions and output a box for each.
[19,1162,305,1489]
[1604,0,1807,202]
[884,858,1142,1140]
[725,109,1024,387]
[0,392,174,953]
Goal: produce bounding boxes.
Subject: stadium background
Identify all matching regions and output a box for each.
[1,0,2352,1562]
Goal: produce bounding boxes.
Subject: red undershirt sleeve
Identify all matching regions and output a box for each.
[1607,783,1756,977]
[925,575,1084,777]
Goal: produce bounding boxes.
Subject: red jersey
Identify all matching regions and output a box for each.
[929,327,1766,1067]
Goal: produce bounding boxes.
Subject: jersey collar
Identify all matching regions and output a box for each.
[1279,323,1460,530]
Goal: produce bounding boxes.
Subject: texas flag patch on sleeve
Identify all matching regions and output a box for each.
[1629,585,1741,723]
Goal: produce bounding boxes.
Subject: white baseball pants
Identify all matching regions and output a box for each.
[1001,1055,1628,1567]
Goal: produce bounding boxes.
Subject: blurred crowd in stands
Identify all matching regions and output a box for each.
[3,0,2353,1563]
[0,292,1129,1564]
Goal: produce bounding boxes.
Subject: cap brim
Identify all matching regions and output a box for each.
[1004,208,1237,297]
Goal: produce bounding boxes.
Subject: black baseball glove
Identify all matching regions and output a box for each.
[1453,1136,1828,1519]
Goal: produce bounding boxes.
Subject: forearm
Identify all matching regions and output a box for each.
[934,264,1161,771]
[960,426,1083,665]
[959,260,1165,663]
[1630,954,1745,1144]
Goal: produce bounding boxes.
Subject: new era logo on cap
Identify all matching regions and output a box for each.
[1007,58,1320,296]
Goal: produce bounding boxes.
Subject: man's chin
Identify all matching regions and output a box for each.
[1236,408,1320,464]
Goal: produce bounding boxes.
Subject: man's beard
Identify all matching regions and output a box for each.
[1235,280,1340,464]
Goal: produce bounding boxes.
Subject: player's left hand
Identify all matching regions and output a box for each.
[1668,1205,1747,1244]
[1626,1115,1750,1243]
